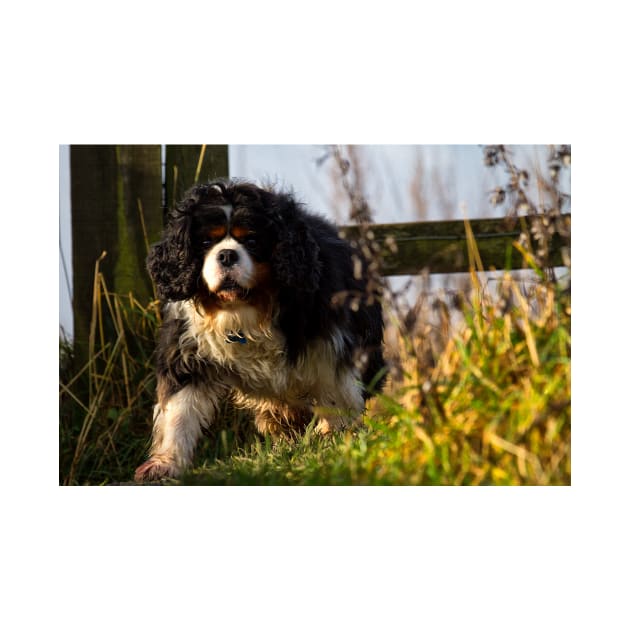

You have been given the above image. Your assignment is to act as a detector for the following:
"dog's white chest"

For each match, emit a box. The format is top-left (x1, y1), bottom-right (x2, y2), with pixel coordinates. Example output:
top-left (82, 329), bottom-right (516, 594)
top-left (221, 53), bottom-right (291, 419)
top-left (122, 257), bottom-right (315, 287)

top-left (213, 327), bottom-right (342, 407)
top-left (219, 329), bottom-right (289, 388)
top-left (172, 300), bottom-right (346, 407)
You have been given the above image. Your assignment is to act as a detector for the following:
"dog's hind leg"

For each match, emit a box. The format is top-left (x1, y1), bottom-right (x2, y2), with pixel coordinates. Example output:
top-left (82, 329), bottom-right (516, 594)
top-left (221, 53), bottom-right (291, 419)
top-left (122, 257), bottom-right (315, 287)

top-left (313, 366), bottom-right (366, 434)
top-left (252, 403), bottom-right (312, 438)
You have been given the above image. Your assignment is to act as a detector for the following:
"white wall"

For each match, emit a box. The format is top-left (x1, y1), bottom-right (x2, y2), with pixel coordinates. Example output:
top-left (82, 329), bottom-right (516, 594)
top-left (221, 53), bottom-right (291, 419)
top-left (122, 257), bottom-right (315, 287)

top-left (228, 144), bottom-right (497, 224)
top-left (59, 145), bottom-right (72, 340)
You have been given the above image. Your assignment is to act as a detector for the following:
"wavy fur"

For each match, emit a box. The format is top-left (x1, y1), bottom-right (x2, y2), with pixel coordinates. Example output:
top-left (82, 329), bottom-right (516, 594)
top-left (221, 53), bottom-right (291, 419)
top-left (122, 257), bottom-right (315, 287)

top-left (135, 180), bottom-right (386, 482)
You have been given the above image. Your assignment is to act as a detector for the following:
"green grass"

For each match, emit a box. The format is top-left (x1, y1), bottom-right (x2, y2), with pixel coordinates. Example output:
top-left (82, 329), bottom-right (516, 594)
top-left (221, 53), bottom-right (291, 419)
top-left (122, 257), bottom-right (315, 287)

top-left (59, 247), bottom-right (570, 485)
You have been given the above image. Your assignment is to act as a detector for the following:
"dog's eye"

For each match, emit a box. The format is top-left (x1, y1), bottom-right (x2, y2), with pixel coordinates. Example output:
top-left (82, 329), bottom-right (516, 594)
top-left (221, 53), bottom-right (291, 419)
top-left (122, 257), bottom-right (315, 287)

top-left (201, 239), bottom-right (213, 248)
top-left (245, 237), bottom-right (257, 248)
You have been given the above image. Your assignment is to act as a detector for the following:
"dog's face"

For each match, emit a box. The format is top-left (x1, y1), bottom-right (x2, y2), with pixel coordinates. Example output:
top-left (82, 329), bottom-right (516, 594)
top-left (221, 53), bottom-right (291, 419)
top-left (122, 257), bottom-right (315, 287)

top-left (148, 182), bottom-right (322, 314)
top-left (193, 200), bottom-right (275, 307)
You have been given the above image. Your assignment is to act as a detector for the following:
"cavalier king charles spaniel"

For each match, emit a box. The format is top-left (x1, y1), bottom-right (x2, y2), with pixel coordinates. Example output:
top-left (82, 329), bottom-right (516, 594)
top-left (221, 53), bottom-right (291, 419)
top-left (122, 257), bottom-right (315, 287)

top-left (134, 180), bottom-right (386, 482)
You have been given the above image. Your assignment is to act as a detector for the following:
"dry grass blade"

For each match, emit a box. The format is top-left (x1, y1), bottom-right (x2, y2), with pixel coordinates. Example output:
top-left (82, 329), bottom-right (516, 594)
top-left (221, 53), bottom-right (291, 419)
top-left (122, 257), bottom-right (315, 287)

top-left (137, 198), bottom-right (151, 257)
top-left (88, 251), bottom-right (107, 399)
top-left (510, 281), bottom-right (540, 368)
top-left (194, 144), bottom-right (207, 184)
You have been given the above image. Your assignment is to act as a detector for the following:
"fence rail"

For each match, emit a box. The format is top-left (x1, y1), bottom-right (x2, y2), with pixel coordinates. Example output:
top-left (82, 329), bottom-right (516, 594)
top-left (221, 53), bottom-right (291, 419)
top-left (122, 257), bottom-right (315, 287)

top-left (341, 214), bottom-right (570, 276)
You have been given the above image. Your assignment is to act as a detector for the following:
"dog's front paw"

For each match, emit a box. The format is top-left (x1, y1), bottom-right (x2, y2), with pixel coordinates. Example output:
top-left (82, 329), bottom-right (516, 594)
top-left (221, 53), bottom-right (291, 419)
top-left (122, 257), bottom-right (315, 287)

top-left (134, 457), bottom-right (180, 483)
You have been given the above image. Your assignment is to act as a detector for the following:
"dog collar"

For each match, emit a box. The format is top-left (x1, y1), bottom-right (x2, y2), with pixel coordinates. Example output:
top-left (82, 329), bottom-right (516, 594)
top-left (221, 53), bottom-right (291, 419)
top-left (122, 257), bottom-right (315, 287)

top-left (226, 331), bottom-right (247, 344)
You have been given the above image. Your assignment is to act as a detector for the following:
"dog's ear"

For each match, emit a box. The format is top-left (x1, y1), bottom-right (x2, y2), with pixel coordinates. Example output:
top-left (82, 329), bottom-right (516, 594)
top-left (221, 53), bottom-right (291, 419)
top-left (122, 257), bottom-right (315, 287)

top-left (269, 192), bottom-right (322, 292)
top-left (147, 210), bottom-right (200, 302)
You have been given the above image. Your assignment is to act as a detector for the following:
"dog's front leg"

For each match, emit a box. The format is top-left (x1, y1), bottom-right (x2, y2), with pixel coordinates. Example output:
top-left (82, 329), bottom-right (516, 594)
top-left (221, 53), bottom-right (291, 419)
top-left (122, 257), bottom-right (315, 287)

top-left (134, 383), bottom-right (221, 482)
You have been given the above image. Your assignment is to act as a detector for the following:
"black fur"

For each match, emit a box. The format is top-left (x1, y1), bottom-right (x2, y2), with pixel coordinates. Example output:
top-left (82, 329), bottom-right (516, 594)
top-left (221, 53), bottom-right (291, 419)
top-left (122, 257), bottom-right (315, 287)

top-left (147, 209), bottom-right (199, 302)
top-left (148, 180), bottom-right (386, 395)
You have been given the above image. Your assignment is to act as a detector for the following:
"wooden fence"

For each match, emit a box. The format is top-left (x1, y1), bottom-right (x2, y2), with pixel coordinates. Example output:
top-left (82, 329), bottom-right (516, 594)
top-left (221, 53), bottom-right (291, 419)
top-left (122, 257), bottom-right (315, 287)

top-left (68, 145), bottom-right (569, 353)
top-left (70, 145), bottom-right (228, 354)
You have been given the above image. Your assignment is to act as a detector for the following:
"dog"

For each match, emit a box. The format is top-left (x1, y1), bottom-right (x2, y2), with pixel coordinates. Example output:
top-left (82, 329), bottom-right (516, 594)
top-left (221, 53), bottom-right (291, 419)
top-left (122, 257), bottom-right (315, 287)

top-left (134, 180), bottom-right (386, 482)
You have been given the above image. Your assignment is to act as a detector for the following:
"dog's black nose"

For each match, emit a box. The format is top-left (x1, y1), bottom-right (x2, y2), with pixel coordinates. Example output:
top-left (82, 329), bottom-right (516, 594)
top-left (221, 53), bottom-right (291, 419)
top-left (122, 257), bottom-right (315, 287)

top-left (218, 249), bottom-right (239, 268)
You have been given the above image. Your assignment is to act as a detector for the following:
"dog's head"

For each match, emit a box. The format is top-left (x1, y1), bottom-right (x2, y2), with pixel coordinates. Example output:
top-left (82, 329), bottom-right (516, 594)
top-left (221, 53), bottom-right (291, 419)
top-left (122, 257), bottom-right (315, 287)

top-left (148, 181), bottom-right (323, 312)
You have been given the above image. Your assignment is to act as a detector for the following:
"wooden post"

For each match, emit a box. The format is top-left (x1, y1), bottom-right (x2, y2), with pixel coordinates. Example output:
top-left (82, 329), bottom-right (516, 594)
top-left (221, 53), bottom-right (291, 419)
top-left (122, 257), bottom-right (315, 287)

top-left (165, 145), bottom-right (229, 212)
top-left (70, 145), bottom-right (163, 355)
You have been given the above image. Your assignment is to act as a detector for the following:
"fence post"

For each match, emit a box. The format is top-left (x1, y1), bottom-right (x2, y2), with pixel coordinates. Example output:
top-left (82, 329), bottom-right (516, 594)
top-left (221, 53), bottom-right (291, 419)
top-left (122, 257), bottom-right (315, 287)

top-left (164, 145), bottom-right (229, 212)
top-left (70, 145), bottom-right (163, 356)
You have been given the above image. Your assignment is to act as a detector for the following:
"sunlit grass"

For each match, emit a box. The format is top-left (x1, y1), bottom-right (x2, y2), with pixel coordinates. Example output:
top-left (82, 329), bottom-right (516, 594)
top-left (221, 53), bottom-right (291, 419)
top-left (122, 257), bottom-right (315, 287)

top-left (180, 269), bottom-right (570, 486)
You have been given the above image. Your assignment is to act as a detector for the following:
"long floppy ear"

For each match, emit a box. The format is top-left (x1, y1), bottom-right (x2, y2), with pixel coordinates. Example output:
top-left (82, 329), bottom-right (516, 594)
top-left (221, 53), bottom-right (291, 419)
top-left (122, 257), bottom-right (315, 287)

top-left (270, 193), bottom-right (322, 292)
top-left (147, 211), bottom-right (200, 302)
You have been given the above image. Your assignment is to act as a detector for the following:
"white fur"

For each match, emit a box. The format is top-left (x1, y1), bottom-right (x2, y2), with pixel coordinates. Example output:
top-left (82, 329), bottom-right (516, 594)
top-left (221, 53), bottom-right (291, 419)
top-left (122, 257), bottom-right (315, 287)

top-left (201, 237), bottom-right (255, 292)
top-left (146, 383), bottom-right (225, 476)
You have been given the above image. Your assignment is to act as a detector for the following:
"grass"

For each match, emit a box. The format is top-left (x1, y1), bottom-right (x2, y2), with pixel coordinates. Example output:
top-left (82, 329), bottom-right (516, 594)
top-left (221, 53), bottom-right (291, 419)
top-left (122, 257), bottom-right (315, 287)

top-left (59, 253), bottom-right (159, 485)
top-left (179, 269), bottom-right (570, 486)
top-left (59, 239), bottom-right (570, 485)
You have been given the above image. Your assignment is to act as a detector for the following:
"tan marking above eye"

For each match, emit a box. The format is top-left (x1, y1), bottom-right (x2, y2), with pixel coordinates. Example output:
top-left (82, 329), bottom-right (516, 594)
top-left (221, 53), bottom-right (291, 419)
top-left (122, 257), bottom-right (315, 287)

top-left (208, 226), bottom-right (227, 240)
top-left (231, 225), bottom-right (252, 239)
